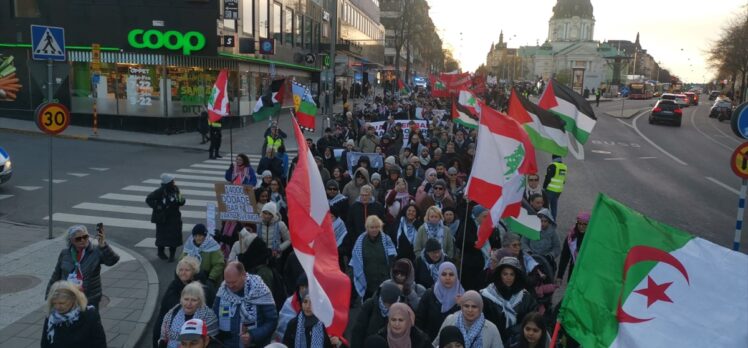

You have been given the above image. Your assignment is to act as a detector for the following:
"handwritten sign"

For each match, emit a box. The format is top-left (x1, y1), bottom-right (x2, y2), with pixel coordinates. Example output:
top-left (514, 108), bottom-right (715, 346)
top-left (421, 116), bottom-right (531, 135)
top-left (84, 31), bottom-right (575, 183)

top-left (369, 120), bottom-right (428, 147)
top-left (206, 202), bottom-right (217, 235)
top-left (347, 152), bottom-right (384, 173)
top-left (214, 183), bottom-right (260, 222)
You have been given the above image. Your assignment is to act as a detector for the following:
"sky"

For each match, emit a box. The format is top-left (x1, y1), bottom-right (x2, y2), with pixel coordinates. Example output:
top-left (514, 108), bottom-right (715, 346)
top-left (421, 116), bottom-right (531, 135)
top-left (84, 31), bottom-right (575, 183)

top-left (427, 0), bottom-right (746, 83)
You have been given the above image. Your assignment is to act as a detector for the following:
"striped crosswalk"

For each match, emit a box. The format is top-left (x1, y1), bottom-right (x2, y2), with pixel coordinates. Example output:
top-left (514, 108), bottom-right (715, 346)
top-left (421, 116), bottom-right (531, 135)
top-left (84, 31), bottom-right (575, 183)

top-left (43, 153), bottom-right (290, 246)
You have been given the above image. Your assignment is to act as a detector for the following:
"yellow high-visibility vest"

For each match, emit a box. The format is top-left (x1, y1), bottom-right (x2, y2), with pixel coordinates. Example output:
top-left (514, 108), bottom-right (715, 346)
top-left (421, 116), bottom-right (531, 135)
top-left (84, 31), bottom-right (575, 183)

top-left (546, 162), bottom-right (567, 193)
top-left (266, 136), bottom-right (282, 151)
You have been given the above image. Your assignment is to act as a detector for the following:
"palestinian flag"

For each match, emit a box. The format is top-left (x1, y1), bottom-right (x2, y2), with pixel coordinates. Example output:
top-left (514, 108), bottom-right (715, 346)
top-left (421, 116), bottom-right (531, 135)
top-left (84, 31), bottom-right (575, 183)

top-left (471, 74), bottom-right (487, 95)
top-left (507, 89), bottom-right (568, 156)
top-left (253, 78), bottom-right (287, 122)
top-left (559, 194), bottom-right (748, 347)
top-left (451, 90), bottom-right (480, 129)
top-left (503, 206), bottom-right (540, 240)
top-left (292, 81), bottom-right (318, 131)
top-left (430, 74), bottom-right (448, 98)
top-left (538, 79), bottom-right (597, 144)
top-left (397, 79), bottom-right (410, 95)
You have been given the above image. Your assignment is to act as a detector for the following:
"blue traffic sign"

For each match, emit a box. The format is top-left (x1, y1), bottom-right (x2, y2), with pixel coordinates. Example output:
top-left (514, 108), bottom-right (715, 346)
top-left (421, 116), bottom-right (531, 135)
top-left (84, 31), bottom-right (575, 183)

top-left (31, 25), bottom-right (66, 61)
top-left (732, 102), bottom-right (748, 139)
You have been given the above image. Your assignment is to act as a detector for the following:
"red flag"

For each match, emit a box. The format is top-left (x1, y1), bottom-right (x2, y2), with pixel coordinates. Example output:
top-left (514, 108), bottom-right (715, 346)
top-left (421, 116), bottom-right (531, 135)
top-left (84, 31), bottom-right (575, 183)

top-left (286, 117), bottom-right (351, 337)
top-left (440, 72), bottom-right (471, 93)
top-left (207, 70), bottom-right (229, 122)
top-left (472, 75), bottom-right (487, 95)
top-left (430, 74), bottom-right (449, 98)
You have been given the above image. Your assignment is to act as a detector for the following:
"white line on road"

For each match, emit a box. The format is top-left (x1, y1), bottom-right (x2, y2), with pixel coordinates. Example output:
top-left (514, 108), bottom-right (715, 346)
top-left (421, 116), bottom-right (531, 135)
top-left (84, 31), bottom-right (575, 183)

top-left (100, 193), bottom-right (215, 207)
top-left (631, 113), bottom-right (688, 166)
top-left (73, 202), bottom-right (207, 219)
top-left (204, 159), bottom-right (235, 165)
top-left (177, 168), bottom-right (226, 175)
top-left (639, 157), bottom-right (657, 160)
top-left (591, 150), bottom-right (612, 154)
top-left (44, 213), bottom-right (195, 231)
top-left (163, 173), bottom-right (224, 182)
top-left (603, 157), bottom-right (626, 161)
top-left (191, 164), bottom-right (230, 170)
top-left (16, 186), bottom-right (42, 191)
top-left (705, 176), bottom-right (740, 195)
top-left (67, 173), bottom-right (89, 177)
top-left (42, 179), bottom-right (67, 183)
top-left (89, 167), bottom-right (110, 171)
top-left (689, 109), bottom-right (733, 151)
top-left (142, 179), bottom-right (216, 188)
top-left (706, 116), bottom-right (741, 146)
top-left (0, 194), bottom-right (12, 200)
top-left (123, 185), bottom-right (217, 197)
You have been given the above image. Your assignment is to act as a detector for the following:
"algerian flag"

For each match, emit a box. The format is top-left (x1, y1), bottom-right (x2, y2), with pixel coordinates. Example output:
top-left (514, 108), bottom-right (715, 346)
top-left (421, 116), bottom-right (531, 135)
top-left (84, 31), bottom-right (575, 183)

top-left (507, 88), bottom-right (568, 156)
top-left (538, 79), bottom-right (597, 144)
top-left (559, 194), bottom-right (748, 348)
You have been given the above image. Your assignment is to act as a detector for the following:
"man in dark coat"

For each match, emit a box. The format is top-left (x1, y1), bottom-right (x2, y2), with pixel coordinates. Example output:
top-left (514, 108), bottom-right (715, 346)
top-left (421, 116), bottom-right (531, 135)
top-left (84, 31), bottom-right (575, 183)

top-left (146, 174), bottom-right (186, 262)
top-left (257, 147), bottom-right (284, 179)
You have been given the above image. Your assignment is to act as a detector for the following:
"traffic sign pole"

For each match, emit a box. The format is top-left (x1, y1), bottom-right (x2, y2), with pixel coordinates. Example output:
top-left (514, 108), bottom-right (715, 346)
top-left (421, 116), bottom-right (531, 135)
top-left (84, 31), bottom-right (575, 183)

top-left (47, 59), bottom-right (54, 239)
top-left (730, 142), bottom-right (748, 251)
top-left (734, 179), bottom-right (746, 251)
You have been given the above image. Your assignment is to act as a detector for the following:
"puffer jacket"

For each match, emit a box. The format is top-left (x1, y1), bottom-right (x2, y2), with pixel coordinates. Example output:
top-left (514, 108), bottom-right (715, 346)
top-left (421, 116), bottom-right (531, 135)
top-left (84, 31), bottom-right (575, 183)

top-left (341, 167), bottom-right (370, 204)
top-left (47, 243), bottom-right (120, 305)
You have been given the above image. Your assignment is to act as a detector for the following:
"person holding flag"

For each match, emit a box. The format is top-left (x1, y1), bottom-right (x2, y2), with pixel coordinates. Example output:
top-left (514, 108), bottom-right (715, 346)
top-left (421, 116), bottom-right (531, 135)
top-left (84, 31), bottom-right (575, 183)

top-left (206, 70), bottom-right (229, 159)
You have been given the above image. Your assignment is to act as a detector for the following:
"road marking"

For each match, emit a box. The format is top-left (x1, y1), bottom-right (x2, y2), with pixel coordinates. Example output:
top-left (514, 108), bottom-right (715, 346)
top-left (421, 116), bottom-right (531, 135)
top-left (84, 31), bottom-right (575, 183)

top-left (705, 176), bottom-right (740, 195)
top-left (706, 117), bottom-right (741, 145)
top-left (204, 159), bottom-right (234, 165)
top-left (134, 237), bottom-right (158, 248)
top-left (42, 179), bottom-right (67, 183)
top-left (191, 163), bottom-right (229, 170)
top-left (44, 213), bottom-right (196, 231)
top-left (632, 113), bottom-right (688, 166)
top-left (67, 172), bottom-right (89, 177)
top-left (0, 194), bottom-right (12, 200)
top-left (639, 157), bottom-right (657, 160)
top-left (591, 150), bottom-right (612, 154)
top-left (73, 202), bottom-right (207, 219)
top-left (177, 168), bottom-right (226, 175)
top-left (100, 193), bottom-right (215, 207)
top-left (164, 173), bottom-right (224, 182)
top-left (617, 119), bottom-right (635, 129)
top-left (604, 157), bottom-right (626, 161)
top-left (142, 179), bottom-right (216, 188)
top-left (123, 185), bottom-right (217, 197)
top-left (689, 109), bottom-right (733, 151)
top-left (89, 167), bottom-right (110, 171)
top-left (16, 186), bottom-right (42, 191)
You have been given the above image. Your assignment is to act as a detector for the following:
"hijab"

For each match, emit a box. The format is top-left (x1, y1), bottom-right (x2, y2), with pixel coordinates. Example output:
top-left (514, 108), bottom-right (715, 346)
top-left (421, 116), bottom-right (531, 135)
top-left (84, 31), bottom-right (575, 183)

top-left (387, 303), bottom-right (415, 348)
top-left (434, 262), bottom-right (464, 313)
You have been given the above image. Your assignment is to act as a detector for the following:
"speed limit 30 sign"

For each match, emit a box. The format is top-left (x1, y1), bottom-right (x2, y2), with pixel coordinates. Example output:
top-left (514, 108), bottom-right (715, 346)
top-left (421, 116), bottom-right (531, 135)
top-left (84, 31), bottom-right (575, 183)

top-left (36, 102), bottom-right (70, 135)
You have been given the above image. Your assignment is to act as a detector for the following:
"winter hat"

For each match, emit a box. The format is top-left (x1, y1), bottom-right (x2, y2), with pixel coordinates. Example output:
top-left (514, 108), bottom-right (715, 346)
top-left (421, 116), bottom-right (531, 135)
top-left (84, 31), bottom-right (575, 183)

top-left (161, 173), bottom-right (174, 184)
top-left (447, 167), bottom-right (458, 175)
top-left (577, 211), bottom-right (591, 223)
top-left (371, 173), bottom-right (381, 183)
top-left (439, 326), bottom-right (465, 348)
top-left (191, 224), bottom-right (208, 236)
top-left (261, 170), bottom-right (273, 178)
top-left (385, 156), bottom-right (397, 166)
top-left (179, 318), bottom-right (208, 341)
top-left (262, 202), bottom-right (278, 216)
top-left (537, 208), bottom-right (556, 225)
top-left (460, 290), bottom-right (484, 310)
top-left (497, 256), bottom-right (523, 275)
top-left (379, 282), bottom-right (402, 305)
top-left (326, 179), bottom-right (339, 190)
top-left (425, 238), bottom-right (442, 252)
top-left (346, 139), bottom-right (355, 147)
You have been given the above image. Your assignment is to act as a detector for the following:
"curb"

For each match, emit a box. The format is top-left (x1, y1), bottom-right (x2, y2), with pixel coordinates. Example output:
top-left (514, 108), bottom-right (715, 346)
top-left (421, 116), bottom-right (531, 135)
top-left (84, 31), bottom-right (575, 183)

top-left (108, 241), bottom-right (160, 348)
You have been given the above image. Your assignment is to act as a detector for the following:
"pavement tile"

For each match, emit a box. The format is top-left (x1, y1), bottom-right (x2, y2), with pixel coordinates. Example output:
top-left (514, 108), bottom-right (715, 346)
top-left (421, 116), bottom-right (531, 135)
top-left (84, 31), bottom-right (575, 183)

top-left (101, 318), bottom-right (116, 332)
top-left (103, 287), bottom-right (130, 297)
top-left (107, 333), bottom-right (129, 347)
top-left (2, 337), bottom-right (36, 348)
top-left (123, 310), bottom-right (143, 321)
top-left (116, 262), bottom-right (141, 272)
top-left (0, 322), bottom-right (32, 339)
top-left (115, 320), bottom-right (137, 334)
top-left (120, 288), bottom-right (147, 299)
top-left (16, 322), bottom-right (42, 338)
top-left (101, 308), bottom-right (135, 320)
top-left (110, 278), bottom-right (142, 288)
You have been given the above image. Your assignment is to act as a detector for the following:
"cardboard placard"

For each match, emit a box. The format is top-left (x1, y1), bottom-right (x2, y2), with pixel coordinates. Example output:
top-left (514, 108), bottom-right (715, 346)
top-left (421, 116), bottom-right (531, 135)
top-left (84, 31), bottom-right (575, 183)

top-left (214, 183), bottom-right (261, 222)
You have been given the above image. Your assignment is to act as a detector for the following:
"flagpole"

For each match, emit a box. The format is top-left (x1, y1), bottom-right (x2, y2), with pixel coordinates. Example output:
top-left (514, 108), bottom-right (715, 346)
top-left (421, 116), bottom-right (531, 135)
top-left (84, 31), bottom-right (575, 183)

top-left (549, 321), bottom-right (562, 348)
top-left (458, 199), bottom-right (471, 276)
top-left (229, 115), bottom-right (234, 161)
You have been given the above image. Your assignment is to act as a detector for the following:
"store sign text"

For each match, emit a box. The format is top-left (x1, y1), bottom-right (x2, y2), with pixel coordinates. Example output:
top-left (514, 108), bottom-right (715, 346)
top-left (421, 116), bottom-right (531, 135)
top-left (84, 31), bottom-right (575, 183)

top-left (127, 29), bottom-right (206, 55)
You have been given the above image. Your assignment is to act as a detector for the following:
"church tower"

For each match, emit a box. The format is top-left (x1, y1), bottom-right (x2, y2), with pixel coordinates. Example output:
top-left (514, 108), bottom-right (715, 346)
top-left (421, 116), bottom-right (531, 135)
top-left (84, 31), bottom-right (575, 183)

top-left (547, 0), bottom-right (595, 42)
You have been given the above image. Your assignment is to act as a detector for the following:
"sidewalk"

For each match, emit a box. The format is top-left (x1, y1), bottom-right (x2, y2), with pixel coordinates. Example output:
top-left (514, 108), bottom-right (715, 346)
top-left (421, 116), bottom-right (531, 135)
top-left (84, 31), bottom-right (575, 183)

top-left (0, 220), bottom-right (158, 348)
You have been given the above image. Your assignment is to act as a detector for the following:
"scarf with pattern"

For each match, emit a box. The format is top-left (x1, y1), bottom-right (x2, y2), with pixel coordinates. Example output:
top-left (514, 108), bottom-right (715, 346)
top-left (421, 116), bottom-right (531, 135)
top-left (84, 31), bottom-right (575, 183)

top-left (183, 235), bottom-right (220, 263)
top-left (294, 312), bottom-right (325, 348)
top-left (47, 305), bottom-right (82, 344)
top-left (397, 217), bottom-right (417, 247)
top-left (455, 311), bottom-right (485, 348)
top-left (216, 273), bottom-right (275, 325)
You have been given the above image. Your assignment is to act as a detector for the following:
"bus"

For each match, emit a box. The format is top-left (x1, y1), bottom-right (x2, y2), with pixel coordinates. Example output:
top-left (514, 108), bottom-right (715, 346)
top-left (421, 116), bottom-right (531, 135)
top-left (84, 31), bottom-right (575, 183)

top-left (628, 82), bottom-right (654, 99)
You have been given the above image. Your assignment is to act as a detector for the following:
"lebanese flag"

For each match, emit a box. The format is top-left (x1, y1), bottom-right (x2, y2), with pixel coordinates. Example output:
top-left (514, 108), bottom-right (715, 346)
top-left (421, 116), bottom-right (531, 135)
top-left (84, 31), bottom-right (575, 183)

top-left (559, 194), bottom-right (748, 347)
top-left (286, 117), bottom-right (351, 337)
top-left (465, 105), bottom-right (537, 248)
top-left (207, 69), bottom-right (229, 122)
top-left (507, 88), bottom-right (569, 156)
top-left (538, 78), bottom-right (597, 144)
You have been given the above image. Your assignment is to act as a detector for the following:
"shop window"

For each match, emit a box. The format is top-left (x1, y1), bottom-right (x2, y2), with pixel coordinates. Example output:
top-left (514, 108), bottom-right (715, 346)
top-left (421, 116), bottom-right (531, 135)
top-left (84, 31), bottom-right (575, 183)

top-left (285, 8), bottom-right (294, 46)
top-left (168, 67), bottom-right (219, 117)
top-left (273, 2), bottom-right (282, 44)
top-left (242, 0), bottom-right (253, 35)
top-left (295, 15), bottom-right (302, 47)
top-left (13, 0), bottom-right (40, 17)
top-left (259, 0), bottom-right (269, 38)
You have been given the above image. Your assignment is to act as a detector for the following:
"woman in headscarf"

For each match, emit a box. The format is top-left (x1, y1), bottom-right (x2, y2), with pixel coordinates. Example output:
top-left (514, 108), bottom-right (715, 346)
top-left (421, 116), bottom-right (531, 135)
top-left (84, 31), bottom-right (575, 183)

top-left (158, 282), bottom-right (218, 348)
top-left (394, 203), bottom-right (421, 261)
top-left (42, 281), bottom-right (106, 348)
top-left (414, 206), bottom-right (455, 258)
top-left (180, 224), bottom-right (225, 286)
top-left (370, 303), bottom-right (431, 348)
top-left (351, 282), bottom-right (403, 348)
top-left (480, 257), bottom-right (536, 345)
top-left (415, 262), bottom-right (464, 340)
top-left (415, 168), bottom-right (438, 200)
top-left (282, 291), bottom-right (341, 348)
top-left (385, 178), bottom-right (414, 228)
top-left (403, 164), bottom-right (420, 196)
top-left (381, 259), bottom-right (426, 309)
top-left (556, 211), bottom-right (590, 283)
top-left (225, 153), bottom-right (257, 186)
top-left (435, 291), bottom-right (503, 348)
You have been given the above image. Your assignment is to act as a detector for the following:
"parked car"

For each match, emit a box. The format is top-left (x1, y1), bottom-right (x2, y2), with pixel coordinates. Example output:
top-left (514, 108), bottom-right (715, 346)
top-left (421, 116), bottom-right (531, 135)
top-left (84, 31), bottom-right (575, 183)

top-left (649, 100), bottom-right (683, 127)
top-left (661, 93), bottom-right (690, 108)
top-left (0, 147), bottom-right (11, 185)
top-left (709, 99), bottom-right (733, 121)
top-left (684, 92), bottom-right (699, 105)
top-left (708, 90), bottom-right (720, 101)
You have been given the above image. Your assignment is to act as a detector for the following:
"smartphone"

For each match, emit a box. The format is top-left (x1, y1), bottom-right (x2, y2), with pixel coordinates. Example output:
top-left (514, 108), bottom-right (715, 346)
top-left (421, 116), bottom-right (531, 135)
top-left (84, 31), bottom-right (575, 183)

top-left (96, 222), bottom-right (103, 233)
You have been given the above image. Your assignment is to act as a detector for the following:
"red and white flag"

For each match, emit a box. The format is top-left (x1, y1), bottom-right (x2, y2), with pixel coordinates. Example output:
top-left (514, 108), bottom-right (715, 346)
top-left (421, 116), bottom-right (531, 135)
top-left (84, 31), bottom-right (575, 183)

top-left (466, 105), bottom-right (537, 248)
top-left (286, 117), bottom-right (351, 337)
top-left (207, 69), bottom-right (229, 122)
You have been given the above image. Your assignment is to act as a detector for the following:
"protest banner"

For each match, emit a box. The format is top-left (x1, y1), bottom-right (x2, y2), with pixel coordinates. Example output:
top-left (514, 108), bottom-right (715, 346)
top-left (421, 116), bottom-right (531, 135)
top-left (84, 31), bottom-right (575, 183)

top-left (214, 183), bottom-right (261, 222)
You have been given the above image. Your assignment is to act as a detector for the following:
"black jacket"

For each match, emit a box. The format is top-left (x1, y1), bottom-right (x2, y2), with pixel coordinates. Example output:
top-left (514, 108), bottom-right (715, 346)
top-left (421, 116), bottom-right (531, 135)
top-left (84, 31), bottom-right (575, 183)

top-left (282, 315), bottom-right (334, 348)
top-left (257, 156), bottom-right (284, 179)
top-left (41, 307), bottom-right (107, 348)
top-left (47, 243), bottom-right (119, 306)
top-left (152, 277), bottom-right (215, 348)
top-left (371, 325), bottom-right (432, 348)
top-left (414, 288), bottom-right (460, 341)
top-left (350, 296), bottom-right (388, 348)
top-left (146, 183), bottom-right (186, 247)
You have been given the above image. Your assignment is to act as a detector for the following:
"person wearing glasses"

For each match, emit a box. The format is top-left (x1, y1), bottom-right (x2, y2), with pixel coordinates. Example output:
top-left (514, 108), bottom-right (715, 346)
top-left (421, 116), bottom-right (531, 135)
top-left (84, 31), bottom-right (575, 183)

top-left (556, 211), bottom-right (591, 283)
top-left (47, 224), bottom-right (120, 310)
top-left (521, 174), bottom-right (547, 211)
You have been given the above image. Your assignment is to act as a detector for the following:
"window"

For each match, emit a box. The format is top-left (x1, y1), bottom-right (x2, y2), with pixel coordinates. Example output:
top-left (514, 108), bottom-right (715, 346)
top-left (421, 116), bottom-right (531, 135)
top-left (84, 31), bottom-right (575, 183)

top-left (312, 21), bottom-right (319, 52)
top-left (13, 0), bottom-right (40, 17)
top-left (259, 0), bottom-right (268, 38)
top-left (285, 8), bottom-right (294, 46)
top-left (273, 2), bottom-right (282, 44)
top-left (242, 0), bottom-right (253, 35)
top-left (295, 15), bottom-right (302, 47)
top-left (304, 16), bottom-right (312, 49)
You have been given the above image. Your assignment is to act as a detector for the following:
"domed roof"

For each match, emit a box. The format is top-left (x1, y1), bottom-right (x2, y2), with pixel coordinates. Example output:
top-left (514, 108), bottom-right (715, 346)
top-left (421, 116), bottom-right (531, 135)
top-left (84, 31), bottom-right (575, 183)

top-left (551, 0), bottom-right (594, 20)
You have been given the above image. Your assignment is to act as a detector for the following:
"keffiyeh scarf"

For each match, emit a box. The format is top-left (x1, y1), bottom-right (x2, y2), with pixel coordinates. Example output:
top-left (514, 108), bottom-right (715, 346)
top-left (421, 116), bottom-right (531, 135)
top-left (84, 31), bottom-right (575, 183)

top-left (216, 273), bottom-right (275, 325)
top-left (456, 311), bottom-right (485, 348)
top-left (183, 235), bottom-right (220, 263)
top-left (350, 233), bottom-right (397, 297)
top-left (397, 217), bottom-right (417, 247)
top-left (47, 305), bottom-right (82, 344)
top-left (163, 306), bottom-right (213, 348)
top-left (480, 284), bottom-right (524, 328)
top-left (294, 313), bottom-right (325, 348)
top-left (425, 222), bottom-right (446, 244)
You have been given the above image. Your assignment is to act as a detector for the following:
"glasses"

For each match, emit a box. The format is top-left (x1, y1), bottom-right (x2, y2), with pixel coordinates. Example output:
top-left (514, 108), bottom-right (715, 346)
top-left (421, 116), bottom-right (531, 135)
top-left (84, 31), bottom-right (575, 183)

top-left (74, 234), bottom-right (89, 242)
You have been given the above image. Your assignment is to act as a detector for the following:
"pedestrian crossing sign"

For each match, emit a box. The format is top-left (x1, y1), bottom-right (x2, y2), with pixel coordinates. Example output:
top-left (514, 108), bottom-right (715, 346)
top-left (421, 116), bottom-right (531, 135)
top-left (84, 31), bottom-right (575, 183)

top-left (31, 25), bottom-right (66, 61)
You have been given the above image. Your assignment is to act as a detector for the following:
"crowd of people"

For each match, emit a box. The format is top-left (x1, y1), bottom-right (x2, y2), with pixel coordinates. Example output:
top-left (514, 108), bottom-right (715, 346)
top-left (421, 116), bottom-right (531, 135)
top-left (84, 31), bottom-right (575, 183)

top-left (42, 87), bottom-right (588, 348)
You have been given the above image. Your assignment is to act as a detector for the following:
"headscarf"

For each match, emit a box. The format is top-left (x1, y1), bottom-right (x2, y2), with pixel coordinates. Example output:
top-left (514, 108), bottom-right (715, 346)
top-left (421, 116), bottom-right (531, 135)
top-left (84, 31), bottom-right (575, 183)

top-left (434, 262), bottom-right (464, 313)
top-left (456, 291), bottom-right (485, 348)
top-left (391, 258), bottom-right (417, 295)
top-left (387, 303), bottom-right (415, 348)
top-left (422, 168), bottom-right (437, 187)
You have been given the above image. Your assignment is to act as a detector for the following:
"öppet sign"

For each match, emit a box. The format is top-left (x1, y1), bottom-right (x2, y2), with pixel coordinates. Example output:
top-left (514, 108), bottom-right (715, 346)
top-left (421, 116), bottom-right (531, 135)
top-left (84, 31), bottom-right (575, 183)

top-left (36, 102), bottom-right (70, 135)
top-left (730, 142), bottom-right (748, 179)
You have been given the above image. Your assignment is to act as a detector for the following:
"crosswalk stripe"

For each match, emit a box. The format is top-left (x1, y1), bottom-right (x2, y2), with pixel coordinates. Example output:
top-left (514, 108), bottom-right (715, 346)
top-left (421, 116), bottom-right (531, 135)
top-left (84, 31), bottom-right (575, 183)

top-left (177, 168), bottom-right (226, 175)
top-left (16, 186), bottom-right (43, 191)
top-left (203, 159), bottom-right (234, 165)
top-left (164, 173), bottom-right (224, 182)
top-left (42, 179), bottom-right (67, 183)
top-left (191, 164), bottom-right (230, 170)
top-left (100, 193), bottom-right (215, 207)
top-left (73, 202), bottom-right (207, 219)
top-left (122, 185), bottom-right (217, 197)
top-left (142, 179), bottom-right (217, 189)
top-left (89, 167), bottom-right (110, 171)
top-left (45, 213), bottom-right (195, 231)
top-left (0, 194), bottom-right (12, 200)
